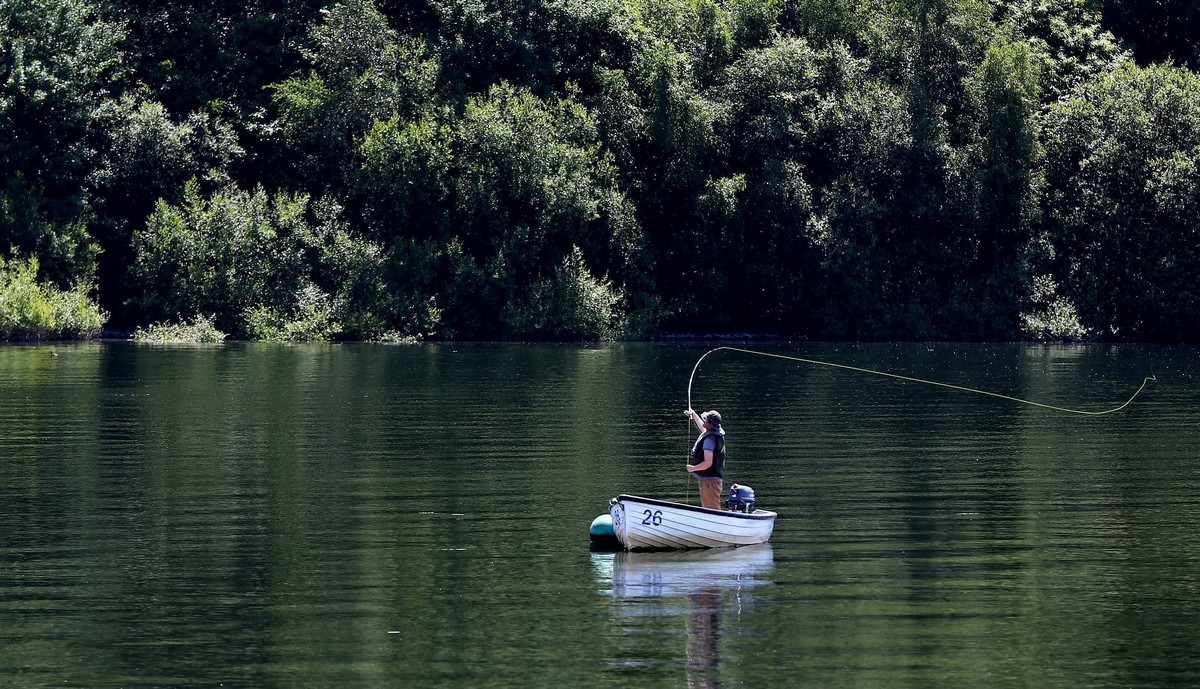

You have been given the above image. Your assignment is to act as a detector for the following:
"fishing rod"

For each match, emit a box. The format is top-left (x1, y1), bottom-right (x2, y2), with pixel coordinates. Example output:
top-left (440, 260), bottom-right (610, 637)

top-left (687, 346), bottom-right (1155, 416)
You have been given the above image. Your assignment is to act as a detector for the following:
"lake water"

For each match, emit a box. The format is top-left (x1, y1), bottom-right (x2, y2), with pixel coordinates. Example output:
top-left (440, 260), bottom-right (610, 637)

top-left (1, 342), bottom-right (1198, 688)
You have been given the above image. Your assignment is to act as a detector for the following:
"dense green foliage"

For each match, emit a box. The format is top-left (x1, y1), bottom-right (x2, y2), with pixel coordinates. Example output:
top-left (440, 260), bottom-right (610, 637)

top-left (0, 256), bottom-right (105, 339)
top-left (131, 314), bottom-right (227, 343)
top-left (2, 0), bottom-right (1199, 341)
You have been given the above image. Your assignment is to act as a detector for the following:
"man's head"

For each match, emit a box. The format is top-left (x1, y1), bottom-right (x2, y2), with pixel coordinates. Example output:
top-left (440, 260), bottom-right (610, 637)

top-left (702, 410), bottom-right (722, 428)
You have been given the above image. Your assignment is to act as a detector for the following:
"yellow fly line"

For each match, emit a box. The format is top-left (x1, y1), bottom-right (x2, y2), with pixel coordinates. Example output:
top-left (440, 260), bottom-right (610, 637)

top-left (687, 346), bottom-right (1155, 416)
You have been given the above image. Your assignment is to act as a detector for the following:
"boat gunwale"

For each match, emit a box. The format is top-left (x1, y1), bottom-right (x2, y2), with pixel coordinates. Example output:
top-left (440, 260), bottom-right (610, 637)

top-left (613, 494), bottom-right (777, 521)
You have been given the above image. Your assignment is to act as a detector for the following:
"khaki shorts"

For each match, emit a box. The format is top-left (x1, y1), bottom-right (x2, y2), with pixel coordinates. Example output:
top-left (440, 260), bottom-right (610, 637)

top-left (698, 478), bottom-right (724, 510)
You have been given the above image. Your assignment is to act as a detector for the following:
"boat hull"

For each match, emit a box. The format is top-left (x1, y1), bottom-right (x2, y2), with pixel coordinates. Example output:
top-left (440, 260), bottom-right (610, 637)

top-left (608, 494), bottom-right (776, 550)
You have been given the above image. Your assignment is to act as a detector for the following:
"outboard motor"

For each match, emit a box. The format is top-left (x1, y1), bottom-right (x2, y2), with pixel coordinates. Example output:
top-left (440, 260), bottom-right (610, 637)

top-left (726, 484), bottom-right (756, 513)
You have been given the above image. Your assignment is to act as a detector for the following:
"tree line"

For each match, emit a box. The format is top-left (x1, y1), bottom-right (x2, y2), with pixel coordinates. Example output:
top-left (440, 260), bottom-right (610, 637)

top-left (3, 0), bottom-right (1199, 342)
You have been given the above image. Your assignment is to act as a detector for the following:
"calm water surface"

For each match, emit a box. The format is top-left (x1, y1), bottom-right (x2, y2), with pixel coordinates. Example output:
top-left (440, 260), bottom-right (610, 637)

top-left (1, 342), bottom-right (1198, 688)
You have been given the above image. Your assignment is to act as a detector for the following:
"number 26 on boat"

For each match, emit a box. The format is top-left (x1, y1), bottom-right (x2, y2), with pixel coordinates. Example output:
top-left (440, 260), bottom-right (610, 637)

top-left (641, 509), bottom-right (664, 526)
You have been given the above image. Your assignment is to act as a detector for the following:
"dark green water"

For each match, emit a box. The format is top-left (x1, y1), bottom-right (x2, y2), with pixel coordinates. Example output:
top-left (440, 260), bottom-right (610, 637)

top-left (2, 342), bottom-right (1198, 688)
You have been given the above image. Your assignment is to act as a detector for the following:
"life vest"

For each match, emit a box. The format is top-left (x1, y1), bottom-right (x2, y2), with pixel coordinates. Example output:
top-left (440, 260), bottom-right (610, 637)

top-left (689, 430), bottom-right (725, 479)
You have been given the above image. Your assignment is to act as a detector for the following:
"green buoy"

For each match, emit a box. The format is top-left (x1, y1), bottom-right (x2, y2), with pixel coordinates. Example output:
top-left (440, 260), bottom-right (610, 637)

top-left (589, 513), bottom-right (620, 550)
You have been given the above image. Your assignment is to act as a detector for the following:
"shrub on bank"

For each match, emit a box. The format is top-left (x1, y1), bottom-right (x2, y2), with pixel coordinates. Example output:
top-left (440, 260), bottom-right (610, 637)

top-left (0, 257), bottom-right (106, 341)
top-left (132, 315), bottom-right (227, 343)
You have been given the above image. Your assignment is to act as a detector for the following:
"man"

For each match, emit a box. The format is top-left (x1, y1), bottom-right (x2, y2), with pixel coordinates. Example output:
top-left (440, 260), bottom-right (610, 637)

top-left (685, 408), bottom-right (725, 509)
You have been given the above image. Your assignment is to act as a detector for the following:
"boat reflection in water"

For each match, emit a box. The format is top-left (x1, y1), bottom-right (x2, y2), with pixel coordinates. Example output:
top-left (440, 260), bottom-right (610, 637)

top-left (592, 545), bottom-right (774, 687)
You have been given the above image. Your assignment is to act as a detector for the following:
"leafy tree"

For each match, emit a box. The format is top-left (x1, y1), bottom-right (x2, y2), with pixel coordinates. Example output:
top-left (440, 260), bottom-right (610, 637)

top-left (587, 66), bottom-right (645, 175)
top-left (1042, 62), bottom-right (1200, 340)
top-left (964, 38), bottom-right (1041, 334)
top-left (271, 0), bottom-right (438, 192)
top-left (974, 39), bottom-right (1039, 249)
top-left (132, 180), bottom-right (326, 337)
top-left (699, 36), bottom-right (832, 331)
top-left (308, 197), bottom-right (442, 340)
top-left (104, 0), bottom-right (326, 113)
top-left (354, 115), bottom-right (454, 242)
top-left (445, 83), bottom-right (646, 338)
top-left (89, 96), bottom-right (244, 322)
top-left (806, 79), bottom-right (917, 338)
top-left (244, 284), bottom-right (340, 342)
top-left (0, 0), bottom-right (125, 285)
top-left (639, 40), bottom-right (717, 193)
top-left (630, 0), bottom-right (736, 84)
top-left (715, 36), bottom-right (823, 165)
top-left (350, 82), bottom-right (646, 339)
top-left (424, 0), bottom-right (632, 96)
top-left (780, 0), bottom-right (864, 48)
top-left (994, 0), bottom-right (1125, 103)
top-left (504, 245), bottom-right (627, 340)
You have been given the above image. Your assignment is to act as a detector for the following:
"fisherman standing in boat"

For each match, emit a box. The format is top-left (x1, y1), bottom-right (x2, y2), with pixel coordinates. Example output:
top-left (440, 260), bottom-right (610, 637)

top-left (685, 409), bottom-right (725, 509)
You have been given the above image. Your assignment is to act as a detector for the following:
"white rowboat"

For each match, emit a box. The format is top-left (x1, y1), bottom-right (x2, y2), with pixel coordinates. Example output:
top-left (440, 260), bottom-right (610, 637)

top-left (608, 494), bottom-right (776, 550)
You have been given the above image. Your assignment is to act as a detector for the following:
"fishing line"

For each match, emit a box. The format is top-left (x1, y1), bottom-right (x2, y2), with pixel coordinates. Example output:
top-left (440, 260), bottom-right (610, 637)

top-left (687, 346), bottom-right (1155, 416)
